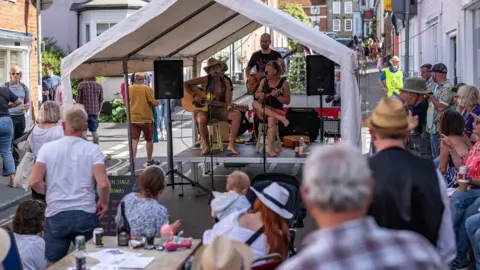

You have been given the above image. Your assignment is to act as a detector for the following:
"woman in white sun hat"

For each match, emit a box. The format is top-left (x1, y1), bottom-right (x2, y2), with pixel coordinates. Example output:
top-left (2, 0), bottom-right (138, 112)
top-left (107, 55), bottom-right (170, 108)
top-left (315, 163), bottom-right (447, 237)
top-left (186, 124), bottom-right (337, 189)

top-left (203, 182), bottom-right (292, 263)
top-left (0, 227), bottom-right (12, 267)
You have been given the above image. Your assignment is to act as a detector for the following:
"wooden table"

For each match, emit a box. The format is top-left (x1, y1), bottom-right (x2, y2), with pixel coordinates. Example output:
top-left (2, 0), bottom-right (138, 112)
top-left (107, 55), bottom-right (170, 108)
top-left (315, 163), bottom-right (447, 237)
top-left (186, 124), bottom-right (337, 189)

top-left (50, 237), bottom-right (202, 270)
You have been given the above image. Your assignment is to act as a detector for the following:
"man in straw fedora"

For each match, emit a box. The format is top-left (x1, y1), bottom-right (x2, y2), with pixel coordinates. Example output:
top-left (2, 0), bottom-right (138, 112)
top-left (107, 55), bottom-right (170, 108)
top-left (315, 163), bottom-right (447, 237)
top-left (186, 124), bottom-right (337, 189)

top-left (192, 235), bottom-right (253, 270)
top-left (365, 98), bottom-right (455, 264)
top-left (185, 58), bottom-right (242, 156)
top-left (393, 77), bottom-right (432, 157)
top-left (379, 56), bottom-right (404, 97)
top-left (280, 142), bottom-right (445, 270)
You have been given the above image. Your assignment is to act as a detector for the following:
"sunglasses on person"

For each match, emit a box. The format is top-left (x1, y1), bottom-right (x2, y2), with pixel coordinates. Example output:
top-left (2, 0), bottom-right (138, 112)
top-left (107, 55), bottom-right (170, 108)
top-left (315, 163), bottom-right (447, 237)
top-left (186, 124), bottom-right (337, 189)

top-left (10, 73), bottom-right (21, 76)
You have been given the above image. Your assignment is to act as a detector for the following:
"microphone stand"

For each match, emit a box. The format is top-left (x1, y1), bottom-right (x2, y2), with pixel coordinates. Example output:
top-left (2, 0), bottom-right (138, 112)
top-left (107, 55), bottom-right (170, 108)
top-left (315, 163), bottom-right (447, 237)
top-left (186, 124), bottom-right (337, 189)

top-left (262, 94), bottom-right (267, 173)
top-left (208, 78), bottom-right (216, 191)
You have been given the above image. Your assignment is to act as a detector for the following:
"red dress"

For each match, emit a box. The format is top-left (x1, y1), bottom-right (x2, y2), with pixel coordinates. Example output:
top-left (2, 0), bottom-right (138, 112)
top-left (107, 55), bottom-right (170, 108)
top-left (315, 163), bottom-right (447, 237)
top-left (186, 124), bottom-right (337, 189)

top-left (463, 142), bottom-right (480, 179)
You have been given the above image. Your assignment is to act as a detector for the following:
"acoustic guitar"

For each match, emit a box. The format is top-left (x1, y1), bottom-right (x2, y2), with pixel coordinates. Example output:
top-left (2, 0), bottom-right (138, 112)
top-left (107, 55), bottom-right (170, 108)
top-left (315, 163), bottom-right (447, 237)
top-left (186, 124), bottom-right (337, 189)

top-left (182, 85), bottom-right (249, 113)
top-left (246, 48), bottom-right (298, 94)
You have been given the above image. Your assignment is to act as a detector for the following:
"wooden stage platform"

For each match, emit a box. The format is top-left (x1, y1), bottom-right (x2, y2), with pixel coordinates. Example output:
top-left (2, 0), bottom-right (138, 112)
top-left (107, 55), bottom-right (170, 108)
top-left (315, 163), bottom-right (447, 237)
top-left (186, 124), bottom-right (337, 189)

top-left (173, 144), bottom-right (307, 164)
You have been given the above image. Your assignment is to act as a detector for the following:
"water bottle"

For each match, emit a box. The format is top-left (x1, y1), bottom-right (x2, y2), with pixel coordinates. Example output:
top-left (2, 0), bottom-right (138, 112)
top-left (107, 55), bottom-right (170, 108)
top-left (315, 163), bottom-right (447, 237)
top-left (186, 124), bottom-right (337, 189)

top-left (258, 133), bottom-right (264, 152)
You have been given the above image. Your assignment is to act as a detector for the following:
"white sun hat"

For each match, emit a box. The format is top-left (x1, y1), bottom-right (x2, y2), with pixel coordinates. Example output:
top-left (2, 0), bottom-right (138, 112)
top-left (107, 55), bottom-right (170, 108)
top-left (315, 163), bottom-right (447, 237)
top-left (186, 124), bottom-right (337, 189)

top-left (0, 228), bottom-right (11, 263)
top-left (250, 182), bottom-right (293, 219)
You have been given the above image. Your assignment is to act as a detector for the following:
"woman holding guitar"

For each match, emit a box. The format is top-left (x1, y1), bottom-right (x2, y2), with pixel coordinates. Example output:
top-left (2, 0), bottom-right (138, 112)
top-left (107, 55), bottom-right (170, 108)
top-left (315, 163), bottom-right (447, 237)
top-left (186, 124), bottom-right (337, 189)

top-left (252, 61), bottom-right (291, 157)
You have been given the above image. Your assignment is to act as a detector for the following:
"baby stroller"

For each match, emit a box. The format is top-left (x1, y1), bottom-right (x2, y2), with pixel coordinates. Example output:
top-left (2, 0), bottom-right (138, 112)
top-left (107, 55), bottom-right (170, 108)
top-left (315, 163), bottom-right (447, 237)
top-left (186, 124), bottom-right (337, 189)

top-left (246, 173), bottom-right (307, 258)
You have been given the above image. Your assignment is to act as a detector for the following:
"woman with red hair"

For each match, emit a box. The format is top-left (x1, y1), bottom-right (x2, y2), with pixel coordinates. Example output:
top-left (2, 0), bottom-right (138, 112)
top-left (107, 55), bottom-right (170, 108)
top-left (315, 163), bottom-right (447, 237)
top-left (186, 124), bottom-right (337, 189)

top-left (203, 182), bottom-right (291, 262)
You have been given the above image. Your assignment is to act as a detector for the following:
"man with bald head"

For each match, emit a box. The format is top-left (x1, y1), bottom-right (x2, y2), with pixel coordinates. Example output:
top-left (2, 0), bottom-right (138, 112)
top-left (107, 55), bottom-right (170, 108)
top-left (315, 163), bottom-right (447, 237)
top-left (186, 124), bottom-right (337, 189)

top-left (30, 104), bottom-right (110, 263)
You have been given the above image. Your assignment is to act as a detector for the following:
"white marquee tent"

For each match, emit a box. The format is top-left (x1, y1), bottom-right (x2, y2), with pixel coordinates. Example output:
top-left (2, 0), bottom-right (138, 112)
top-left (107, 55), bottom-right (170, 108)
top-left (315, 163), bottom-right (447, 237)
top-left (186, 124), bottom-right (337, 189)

top-left (60, 0), bottom-right (362, 146)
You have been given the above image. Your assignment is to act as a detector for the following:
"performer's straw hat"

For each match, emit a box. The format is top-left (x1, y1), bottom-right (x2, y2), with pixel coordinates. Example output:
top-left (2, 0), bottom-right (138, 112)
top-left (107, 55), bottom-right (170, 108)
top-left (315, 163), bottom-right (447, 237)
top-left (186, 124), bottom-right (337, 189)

top-left (203, 58), bottom-right (223, 73)
top-left (363, 98), bottom-right (418, 136)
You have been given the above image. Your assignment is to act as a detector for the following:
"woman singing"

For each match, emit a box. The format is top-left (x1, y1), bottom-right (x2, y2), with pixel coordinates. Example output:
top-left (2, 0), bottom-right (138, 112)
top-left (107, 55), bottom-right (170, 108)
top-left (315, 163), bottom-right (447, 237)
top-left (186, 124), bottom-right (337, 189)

top-left (252, 61), bottom-right (290, 157)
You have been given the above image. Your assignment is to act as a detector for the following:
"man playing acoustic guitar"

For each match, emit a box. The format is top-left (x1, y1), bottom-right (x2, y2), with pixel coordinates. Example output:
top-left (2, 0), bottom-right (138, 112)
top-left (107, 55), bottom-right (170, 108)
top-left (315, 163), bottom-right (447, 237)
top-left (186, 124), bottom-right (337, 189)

top-left (184, 58), bottom-right (242, 156)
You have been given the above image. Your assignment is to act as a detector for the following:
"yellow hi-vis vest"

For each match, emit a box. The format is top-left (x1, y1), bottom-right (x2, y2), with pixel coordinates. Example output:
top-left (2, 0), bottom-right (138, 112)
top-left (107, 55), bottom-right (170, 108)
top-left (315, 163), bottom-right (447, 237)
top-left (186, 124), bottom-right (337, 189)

top-left (385, 68), bottom-right (403, 97)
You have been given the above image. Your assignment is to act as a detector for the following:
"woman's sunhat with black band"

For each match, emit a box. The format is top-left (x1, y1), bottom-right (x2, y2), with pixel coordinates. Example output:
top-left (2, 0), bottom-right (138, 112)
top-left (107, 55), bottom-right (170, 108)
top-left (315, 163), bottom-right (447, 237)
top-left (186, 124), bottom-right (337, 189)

top-left (250, 182), bottom-right (293, 219)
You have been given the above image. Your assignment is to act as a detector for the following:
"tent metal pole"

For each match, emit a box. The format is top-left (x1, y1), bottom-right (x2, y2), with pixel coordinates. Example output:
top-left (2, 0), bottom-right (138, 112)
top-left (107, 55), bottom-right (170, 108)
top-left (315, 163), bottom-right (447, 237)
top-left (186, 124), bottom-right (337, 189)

top-left (123, 60), bottom-right (135, 176)
top-left (192, 57), bottom-right (198, 144)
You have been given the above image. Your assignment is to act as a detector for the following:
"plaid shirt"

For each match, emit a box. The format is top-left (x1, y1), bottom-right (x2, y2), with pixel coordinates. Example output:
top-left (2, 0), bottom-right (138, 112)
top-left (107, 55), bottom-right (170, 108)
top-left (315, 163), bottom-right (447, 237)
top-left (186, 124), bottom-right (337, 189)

top-left (278, 217), bottom-right (446, 270)
top-left (77, 81), bottom-right (103, 115)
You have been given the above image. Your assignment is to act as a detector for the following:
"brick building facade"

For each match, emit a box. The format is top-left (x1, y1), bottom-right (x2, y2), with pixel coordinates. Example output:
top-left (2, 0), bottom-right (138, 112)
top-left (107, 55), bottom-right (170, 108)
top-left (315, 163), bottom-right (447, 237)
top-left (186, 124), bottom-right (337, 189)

top-left (327, 0), bottom-right (358, 38)
top-left (280, 0), bottom-right (328, 32)
top-left (0, 0), bottom-right (39, 116)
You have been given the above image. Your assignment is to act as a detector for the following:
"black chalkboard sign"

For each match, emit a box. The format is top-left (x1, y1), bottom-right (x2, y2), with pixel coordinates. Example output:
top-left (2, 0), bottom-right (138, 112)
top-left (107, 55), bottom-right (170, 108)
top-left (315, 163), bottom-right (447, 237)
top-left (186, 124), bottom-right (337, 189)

top-left (100, 175), bottom-right (137, 236)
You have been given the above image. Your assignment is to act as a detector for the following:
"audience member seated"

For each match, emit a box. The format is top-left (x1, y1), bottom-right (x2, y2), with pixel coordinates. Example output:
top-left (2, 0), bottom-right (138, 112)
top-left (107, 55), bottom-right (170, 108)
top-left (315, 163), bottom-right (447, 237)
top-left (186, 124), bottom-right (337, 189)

top-left (279, 143), bottom-right (445, 270)
top-left (458, 85), bottom-right (480, 143)
top-left (12, 200), bottom-right (47, 270)
top-left (446, 112), bottom-right (480, 268)
top-left (116, 166), bottom-right (181, 239)
top-left (192, 236), bottom-right (253, 270)
top-left (211, 171), bottom-right (251, 220)
top-left (438, 110), bottom-right (470, 188)
top-left (466, 212), bottom-right (480, 269)
top-left (31, 101), bottom-right (63, 201)
top-left (204, 182), bottom-right (291, 262)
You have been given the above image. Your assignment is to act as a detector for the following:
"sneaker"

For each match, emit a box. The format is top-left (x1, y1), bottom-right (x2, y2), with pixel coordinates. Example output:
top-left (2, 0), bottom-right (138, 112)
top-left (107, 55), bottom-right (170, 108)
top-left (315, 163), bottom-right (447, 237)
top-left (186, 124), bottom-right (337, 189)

top-left (159, 133), bottom-right (165, 141)
top-left (245, 136), bottom-right (256, 145)
top-left (448, 260), bottom-right (469, 270)
top-left (147, 160), bottom-right (160, 166)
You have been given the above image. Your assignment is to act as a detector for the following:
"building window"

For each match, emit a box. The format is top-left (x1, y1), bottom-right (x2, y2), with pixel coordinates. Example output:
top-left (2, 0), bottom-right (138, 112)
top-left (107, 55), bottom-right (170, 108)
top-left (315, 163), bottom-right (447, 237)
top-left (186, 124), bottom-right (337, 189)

top-left (344, 1), bottom-right (353, 14)
top-left (426, 22), bottom-right (439, 63)
top-left (333, 2), bottom-right (341, 14)
top-left (333, 19), bottom-right (341, 32)
top-left (311, 6), bottom-right (320, 15)
top-left (345, 19), bottom-right (353, 31)
top-left (0, 48), bottom-right (27, 86)
top-left (96, 22), bottom-right (117, 36)
top-left (85, 24), bottom-right (91, 43)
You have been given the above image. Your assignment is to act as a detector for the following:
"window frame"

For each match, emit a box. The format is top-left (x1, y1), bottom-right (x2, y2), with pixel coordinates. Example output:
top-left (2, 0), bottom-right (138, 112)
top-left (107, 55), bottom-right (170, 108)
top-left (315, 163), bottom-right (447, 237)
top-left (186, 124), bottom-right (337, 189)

top-left (333, 2), bottom-right (341, 14)
top-left (333, 19), bottom-right (341, 32)
top-left (344, 1), bottom-right (353, 14)
top-left (95, 22), bottom-right (117, 37)
top-left (345, 19), bottom-right (353, 31)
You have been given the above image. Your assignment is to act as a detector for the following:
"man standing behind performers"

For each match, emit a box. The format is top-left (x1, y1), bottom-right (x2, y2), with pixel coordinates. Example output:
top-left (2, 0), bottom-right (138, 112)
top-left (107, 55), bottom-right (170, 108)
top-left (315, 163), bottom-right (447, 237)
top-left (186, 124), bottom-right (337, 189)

top-left (185, 58), bottom-right (241, 156)
top-left (245, 33), bottom-right (282, 144)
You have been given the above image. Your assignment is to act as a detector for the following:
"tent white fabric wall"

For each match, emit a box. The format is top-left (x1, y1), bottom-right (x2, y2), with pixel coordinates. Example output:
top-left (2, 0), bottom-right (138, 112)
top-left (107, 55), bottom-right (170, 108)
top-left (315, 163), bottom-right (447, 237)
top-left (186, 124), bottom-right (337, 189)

top-left (60, 0), bottom-right (362, 146)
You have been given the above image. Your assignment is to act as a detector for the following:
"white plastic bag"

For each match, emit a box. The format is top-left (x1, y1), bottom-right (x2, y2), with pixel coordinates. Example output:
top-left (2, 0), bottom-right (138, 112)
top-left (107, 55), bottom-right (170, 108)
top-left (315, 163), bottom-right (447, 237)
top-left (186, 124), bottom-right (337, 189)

top-left (13, 151), bottom-right (34, 191)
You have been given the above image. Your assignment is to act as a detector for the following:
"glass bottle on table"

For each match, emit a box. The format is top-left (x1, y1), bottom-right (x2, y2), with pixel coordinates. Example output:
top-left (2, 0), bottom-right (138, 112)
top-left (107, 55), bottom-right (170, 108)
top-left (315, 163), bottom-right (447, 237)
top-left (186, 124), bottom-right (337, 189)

top-left (75, 235), bottom-right (87, 270)
top-left (117, 201), bottom-right (131, 246)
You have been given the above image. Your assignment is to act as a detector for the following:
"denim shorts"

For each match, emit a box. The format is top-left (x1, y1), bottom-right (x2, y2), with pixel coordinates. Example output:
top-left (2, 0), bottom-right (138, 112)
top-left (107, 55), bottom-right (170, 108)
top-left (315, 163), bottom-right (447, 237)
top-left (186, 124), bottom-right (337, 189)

top-left (44, 210), bottom-right (99, 262)
top-left (88, 115), bottom-right (99, 132)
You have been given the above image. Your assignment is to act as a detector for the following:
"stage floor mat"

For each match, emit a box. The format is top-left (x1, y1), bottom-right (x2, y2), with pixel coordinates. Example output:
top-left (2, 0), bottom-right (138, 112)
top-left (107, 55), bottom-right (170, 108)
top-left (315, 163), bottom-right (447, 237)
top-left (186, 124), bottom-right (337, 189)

top-left (173, 144), bottom-right (307, 163)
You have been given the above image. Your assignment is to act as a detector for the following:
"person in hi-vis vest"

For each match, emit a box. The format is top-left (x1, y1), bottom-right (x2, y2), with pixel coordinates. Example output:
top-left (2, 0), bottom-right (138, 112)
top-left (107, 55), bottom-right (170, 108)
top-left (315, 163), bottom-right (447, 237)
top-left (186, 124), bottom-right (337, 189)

top-left (380, 56), bottom-right (404, 97)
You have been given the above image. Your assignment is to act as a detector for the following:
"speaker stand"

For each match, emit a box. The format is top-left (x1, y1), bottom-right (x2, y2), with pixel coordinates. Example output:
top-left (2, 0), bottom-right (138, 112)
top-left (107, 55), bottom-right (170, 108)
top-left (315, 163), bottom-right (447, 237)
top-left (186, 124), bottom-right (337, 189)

top-left (164, 98), bottom-right (212, 199)
top-left (319, 94), bottom-right (324, 143)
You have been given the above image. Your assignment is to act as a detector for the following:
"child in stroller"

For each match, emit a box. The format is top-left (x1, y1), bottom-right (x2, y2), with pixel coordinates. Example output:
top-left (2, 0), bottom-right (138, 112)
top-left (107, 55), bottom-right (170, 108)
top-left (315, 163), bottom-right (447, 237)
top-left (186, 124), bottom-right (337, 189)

top-left (246, 173), bottom-right (307, 257)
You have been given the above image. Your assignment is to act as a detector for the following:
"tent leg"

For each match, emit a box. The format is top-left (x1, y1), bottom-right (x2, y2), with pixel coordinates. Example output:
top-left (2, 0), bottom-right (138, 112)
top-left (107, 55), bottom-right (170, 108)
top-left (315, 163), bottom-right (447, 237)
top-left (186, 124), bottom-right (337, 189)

top-left (123, 60), bottom-right (135, 176)
top-left (192, 57), bottom-right (198, 144)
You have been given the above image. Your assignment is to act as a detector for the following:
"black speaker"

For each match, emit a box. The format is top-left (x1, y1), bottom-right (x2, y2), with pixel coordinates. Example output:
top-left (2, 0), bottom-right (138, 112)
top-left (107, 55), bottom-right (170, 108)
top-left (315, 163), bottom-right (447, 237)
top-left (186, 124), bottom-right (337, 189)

top-left (278, 107), bottom-right (320, 141)
top-left (153, 60), bottom-right (184, 99)
top-left (306, 55), bottom-right (335, 96)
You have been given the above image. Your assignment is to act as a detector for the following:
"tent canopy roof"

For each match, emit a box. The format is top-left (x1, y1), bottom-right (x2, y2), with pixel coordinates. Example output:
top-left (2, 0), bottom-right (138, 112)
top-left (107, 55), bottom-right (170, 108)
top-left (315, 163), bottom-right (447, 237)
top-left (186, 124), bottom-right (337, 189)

top-left (62, 0), bottom-right (357, 79)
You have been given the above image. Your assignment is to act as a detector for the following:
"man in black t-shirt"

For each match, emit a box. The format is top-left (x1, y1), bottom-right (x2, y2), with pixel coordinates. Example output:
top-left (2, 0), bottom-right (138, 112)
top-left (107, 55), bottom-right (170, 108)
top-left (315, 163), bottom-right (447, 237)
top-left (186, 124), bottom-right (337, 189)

top-left (246, 33), bottom-right (282, 79)
top-left (245, 33), bottom-right (282, 144)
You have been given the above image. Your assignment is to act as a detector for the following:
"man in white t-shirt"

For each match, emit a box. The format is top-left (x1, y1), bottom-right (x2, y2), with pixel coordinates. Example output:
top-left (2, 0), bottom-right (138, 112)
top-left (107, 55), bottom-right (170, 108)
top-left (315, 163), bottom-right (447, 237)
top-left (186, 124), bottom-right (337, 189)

top-left (29, 104), bottom-right (111, 263)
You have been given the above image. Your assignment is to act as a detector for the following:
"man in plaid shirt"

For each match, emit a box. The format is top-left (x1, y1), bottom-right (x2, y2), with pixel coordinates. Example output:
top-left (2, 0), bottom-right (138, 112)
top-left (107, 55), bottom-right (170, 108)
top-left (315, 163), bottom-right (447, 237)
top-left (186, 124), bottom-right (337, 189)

top-left (279, 143), bottom-right (445, 270)
top-left (76, 77), bottom-right (103, 144)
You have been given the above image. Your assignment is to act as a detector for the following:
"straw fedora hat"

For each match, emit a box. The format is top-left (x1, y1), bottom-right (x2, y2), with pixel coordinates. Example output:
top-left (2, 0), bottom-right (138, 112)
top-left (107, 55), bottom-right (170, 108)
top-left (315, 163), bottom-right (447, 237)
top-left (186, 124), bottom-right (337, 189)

top-left (399, 77), bottom-right (432, 95)
top-left (363, 98), bottom-right (418, 136)
top-left (250, 182), bottom-right (293, 219)
top-left (0, 228), bottom-right (11, 263)
top-left (192, 236), bottom-right (253, 270)
top-left (203, 58), bottom-right (223, 73)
